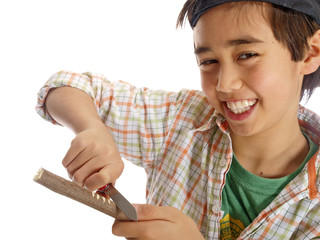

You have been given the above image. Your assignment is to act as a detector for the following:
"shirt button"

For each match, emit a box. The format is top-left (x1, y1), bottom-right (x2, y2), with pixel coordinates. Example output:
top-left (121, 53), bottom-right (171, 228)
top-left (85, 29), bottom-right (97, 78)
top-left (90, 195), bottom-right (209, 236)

top-left (212, 204), bottom-right (220, 214)
top-left (220, 159), bottom-right (227, 167)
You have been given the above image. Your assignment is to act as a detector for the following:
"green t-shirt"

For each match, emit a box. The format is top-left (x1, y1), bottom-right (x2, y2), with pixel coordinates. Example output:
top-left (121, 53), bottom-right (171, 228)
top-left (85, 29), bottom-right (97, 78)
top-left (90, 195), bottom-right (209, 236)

top-left (220, 134), bottom-right (318, 239)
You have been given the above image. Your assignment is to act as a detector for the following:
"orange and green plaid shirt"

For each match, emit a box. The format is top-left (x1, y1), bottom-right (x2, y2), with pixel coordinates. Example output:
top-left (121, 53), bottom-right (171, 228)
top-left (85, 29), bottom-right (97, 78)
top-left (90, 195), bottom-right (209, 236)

top-left (36, 71), bottom-right (320, 239)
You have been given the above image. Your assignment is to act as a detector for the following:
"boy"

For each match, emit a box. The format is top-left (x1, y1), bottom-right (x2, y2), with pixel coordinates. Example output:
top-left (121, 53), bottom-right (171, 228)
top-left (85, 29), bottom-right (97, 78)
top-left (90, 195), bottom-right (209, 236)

top-left (36, 0), bottom-right (320, 239)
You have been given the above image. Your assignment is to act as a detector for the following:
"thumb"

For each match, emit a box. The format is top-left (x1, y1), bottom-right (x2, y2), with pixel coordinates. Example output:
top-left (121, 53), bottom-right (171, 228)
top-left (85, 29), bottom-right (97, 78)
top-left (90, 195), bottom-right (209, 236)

top-left (133, 204), bottom-right (179, 221)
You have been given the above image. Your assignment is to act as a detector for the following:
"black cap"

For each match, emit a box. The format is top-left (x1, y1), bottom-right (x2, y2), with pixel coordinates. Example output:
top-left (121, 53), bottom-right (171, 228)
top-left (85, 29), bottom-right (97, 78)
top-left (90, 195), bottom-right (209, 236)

top-left (190, 0), bottom-right (320, 27)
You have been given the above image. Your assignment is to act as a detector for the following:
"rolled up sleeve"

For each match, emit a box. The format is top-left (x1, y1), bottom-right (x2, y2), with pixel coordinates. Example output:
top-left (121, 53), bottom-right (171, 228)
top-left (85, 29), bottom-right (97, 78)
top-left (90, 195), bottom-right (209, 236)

top-left (35, 70), bottom-right (187, 168)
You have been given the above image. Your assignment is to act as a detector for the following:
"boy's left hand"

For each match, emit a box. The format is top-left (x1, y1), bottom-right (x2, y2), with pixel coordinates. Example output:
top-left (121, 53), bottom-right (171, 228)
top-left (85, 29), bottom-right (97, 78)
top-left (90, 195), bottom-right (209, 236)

top-left (112, 204), bottom-right (205, 240)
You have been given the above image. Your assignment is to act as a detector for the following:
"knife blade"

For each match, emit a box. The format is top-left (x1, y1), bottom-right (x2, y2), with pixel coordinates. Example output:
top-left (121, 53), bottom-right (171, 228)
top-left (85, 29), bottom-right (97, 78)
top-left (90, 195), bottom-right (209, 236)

top-left (97, 184), bottom-right (137, 221)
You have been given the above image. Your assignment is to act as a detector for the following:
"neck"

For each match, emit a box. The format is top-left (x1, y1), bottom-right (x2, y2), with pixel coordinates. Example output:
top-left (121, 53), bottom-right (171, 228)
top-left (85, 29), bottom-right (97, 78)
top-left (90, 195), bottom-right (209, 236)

top-left (230, 119), bottom-right (309, 178)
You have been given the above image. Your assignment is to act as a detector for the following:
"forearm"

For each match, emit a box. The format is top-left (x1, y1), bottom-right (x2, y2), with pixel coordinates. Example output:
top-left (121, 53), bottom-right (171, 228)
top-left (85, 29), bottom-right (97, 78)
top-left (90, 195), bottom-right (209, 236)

top-left (46, 86), bottom-right (106, 134)
top-left (45, 86), bottom-right (124, 190)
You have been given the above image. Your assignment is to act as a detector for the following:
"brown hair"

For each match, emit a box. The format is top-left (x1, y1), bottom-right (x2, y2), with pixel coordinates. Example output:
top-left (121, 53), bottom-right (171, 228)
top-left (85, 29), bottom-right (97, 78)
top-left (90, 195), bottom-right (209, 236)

top-left (177, 1), bottom-right (320, 101)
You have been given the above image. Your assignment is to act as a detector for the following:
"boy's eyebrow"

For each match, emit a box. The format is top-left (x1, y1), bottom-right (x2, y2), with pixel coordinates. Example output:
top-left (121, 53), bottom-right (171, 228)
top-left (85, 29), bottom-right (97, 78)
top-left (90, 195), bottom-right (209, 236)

top-left (194, 46), bottom-right (212, 55)
top-left (194, 36), bottom-right (264, 55)
top-left (227, 37), bottom-right (264, 46)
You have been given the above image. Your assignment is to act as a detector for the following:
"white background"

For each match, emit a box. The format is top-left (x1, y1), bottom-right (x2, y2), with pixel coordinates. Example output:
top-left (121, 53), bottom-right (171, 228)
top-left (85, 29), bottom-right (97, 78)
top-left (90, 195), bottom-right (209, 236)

top-left (1, 1), bottom-right (319, 239)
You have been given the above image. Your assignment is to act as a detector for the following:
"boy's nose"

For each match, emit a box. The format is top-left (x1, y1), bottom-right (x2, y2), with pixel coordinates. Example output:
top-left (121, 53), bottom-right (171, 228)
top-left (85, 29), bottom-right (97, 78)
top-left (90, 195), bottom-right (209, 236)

top-left (216, 66), bottom-right (242, 92)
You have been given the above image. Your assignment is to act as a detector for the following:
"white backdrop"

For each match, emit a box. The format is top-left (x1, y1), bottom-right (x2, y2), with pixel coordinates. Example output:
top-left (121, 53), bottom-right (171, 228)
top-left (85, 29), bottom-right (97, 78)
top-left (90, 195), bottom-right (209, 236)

top-left (1, 1), bottom-right (319, 239)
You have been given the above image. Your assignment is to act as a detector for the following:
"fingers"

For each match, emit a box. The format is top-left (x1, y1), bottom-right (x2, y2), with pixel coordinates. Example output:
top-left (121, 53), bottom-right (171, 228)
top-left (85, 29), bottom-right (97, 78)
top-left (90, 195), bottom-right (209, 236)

top-left (134, 204), bottom-right (179, 222)
top-left (67, 156), bottom-right (124, 191)
top-left (62, 135), bottom-right (89, 171)
top-left (70, 157), bottom-right (106, 188)
top-left (62, 137), bottom-right (95, 183)
top-left (63, 147), bottom-right (93, 179)
top-left (112, 205), bottom-right (204, 240)
top-left (84, 161), bottom-right (124, 190)
top-left (112, 205), bottom-right (179, 238)
top-left (62, 129), bottom-right (124, 191)
top-left (112, 219), bottom-right (170, 239)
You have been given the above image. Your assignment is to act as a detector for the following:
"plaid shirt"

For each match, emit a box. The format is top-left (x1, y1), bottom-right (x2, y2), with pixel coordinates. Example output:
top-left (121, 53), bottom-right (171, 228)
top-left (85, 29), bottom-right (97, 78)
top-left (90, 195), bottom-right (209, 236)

top-left (36, 71), bottom-right (320, 239)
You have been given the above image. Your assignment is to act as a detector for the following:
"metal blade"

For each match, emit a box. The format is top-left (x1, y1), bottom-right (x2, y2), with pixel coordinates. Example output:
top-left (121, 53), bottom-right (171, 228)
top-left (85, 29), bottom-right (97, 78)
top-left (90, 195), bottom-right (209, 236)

top-left (98, 184), bottom-right (137, 221)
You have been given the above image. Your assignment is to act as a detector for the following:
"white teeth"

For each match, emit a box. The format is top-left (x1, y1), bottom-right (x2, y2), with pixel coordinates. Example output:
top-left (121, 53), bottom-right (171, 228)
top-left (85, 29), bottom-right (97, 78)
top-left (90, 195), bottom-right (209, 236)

top-left (230, 102), bottom-right (236, 109)
top-left (226, 99), bottom-right (257, 114)
top-left (235, 101), bottom-right (243, 109)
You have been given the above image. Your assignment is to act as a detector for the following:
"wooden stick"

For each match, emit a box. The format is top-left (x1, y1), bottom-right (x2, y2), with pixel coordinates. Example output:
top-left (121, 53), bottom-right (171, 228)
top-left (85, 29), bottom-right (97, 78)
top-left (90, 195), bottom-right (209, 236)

top-left (33, 168), bottom-right (130, 221)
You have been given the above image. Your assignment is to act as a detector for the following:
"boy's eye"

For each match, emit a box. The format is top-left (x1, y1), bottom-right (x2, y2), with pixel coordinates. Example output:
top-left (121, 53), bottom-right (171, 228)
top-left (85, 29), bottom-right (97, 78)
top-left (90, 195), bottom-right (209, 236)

top-left (199, 59), bottom-right (218, 66)
top-left (238, 53), bottom-right (258, 60)
top-left (198, 59), bottom-right (218, 71)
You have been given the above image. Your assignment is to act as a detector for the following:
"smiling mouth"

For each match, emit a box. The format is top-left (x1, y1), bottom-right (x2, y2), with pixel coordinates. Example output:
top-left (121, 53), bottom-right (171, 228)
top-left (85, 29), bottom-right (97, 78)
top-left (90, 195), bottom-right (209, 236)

top-left (226, 99), bottom-right (257, 114)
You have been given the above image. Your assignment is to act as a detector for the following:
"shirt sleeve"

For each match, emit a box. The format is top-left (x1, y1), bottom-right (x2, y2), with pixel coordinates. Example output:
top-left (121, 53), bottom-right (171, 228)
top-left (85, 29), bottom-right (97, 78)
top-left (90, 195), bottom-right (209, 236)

top-left (35, 70), bottom-right (193, 168)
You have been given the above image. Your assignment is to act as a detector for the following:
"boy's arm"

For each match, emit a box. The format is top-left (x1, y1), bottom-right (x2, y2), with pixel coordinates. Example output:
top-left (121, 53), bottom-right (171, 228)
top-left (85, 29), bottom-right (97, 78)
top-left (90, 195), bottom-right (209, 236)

top-left (37, 70), bottom-right (208, 175)
top-left (37, 71), bottom-right (183, 169)
top-left (46, 86), bottom-right (103, 133)
top-left (45, 86), bottom-right (124, 191)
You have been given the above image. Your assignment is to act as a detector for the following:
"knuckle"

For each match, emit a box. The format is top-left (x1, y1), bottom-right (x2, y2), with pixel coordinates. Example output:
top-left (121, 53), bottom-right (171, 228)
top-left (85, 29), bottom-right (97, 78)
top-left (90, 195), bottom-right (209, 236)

top-left (72, 136), bottom-right (87, 149)
top-left (95, 171), bottom-right (109, 183)
top-left (76, 139), bottom-right (87, 149)
top-left (65, 166), bottom-right (72, 176)
top-left (85, 175), bottom-right (106, 191)
top-left (66, 166), bottom-right (76, 177)
top-left (70, 137), bottom-right (79, 146)
top-left (111, 222), bottom-right (121, 236)
top-left (72, 171), bottom-right (84, 185)
top-left (62, 160), bottom-right (68, 168)
top-left (90, 141), bottom-right (101, 152)
top-left (83, 181), bottom-right (96, 191)
top-left (95, 154), bottom-right (108, 166)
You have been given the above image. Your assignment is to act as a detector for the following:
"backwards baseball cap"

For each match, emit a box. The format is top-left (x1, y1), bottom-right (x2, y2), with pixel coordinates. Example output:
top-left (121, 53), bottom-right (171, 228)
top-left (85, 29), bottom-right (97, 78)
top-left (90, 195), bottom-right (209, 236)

top-left (190, 0), bottom-right (320, 27)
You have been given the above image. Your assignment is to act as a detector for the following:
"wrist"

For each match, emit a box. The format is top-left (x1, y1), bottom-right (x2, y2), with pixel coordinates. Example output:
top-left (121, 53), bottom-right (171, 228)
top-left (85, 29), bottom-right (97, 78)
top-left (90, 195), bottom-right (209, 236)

top-left (73, 118), bottom-right (108, 134)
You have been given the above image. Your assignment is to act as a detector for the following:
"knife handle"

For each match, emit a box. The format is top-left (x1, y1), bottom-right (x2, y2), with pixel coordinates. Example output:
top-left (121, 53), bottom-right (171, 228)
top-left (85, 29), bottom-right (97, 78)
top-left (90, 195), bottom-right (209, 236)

top-left (98, 184), bottom-right (112, 193)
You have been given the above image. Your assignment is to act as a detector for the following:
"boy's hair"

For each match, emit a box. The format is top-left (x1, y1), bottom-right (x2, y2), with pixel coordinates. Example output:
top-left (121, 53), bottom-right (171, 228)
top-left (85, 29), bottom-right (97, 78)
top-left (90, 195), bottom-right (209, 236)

top-left (177, 1), bottom-right (320, 101)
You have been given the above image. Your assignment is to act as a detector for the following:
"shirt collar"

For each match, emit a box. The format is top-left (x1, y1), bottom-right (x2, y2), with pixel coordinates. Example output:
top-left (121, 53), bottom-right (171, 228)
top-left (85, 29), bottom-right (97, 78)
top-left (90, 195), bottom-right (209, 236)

top-left (211, 106), bottom-right (320, 199)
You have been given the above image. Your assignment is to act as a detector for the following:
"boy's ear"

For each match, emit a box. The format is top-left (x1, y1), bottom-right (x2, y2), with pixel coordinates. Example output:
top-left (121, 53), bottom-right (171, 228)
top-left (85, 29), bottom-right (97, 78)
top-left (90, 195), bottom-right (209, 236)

top-left (302, 30), bottom-right (320, 75)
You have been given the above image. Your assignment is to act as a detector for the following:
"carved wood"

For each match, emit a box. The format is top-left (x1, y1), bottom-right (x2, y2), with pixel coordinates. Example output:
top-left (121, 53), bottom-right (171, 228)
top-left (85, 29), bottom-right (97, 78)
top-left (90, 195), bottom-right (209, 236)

top-left (33, 168), bottom-right (129, 221)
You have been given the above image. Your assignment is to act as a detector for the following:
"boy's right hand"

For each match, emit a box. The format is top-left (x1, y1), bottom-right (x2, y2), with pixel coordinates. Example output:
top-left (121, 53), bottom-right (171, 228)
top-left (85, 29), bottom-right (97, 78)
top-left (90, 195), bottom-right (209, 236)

top-left (62, 128), bottom-right (124, 191)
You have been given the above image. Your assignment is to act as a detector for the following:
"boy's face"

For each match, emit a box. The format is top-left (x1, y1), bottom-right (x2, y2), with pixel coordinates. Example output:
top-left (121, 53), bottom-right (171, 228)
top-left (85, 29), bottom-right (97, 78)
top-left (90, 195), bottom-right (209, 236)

top-left (193, 3), bottom-right (305, 138)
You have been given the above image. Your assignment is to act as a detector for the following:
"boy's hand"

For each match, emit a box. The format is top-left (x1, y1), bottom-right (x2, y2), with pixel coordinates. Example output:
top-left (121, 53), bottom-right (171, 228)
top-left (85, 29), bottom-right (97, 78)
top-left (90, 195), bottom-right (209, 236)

top-left (62, 128), bottom-right (124, 191)
top-left (112, 204), bottom-right (205, 240)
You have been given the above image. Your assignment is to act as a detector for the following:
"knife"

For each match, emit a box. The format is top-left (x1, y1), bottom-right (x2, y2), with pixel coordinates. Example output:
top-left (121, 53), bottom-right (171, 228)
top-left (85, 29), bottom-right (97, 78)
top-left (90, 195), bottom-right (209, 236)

top-left (97, 184), bottom-right (137, 221)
